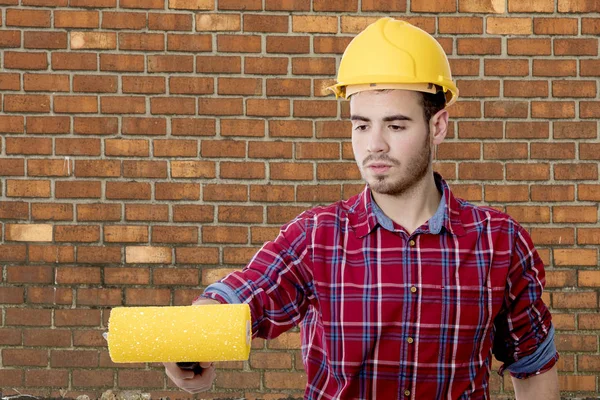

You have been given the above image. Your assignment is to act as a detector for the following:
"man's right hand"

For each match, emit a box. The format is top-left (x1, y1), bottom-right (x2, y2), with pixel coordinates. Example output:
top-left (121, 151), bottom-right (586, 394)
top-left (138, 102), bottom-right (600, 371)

top-left (164, 296), bottom-right (221, 393)
top-left (163, 362), bottom-right (216, 394)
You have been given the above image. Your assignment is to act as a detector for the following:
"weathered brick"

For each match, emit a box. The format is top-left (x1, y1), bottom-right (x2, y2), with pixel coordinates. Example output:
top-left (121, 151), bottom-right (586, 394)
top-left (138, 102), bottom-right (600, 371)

top-left (118, 32), bottom-right (164, 51)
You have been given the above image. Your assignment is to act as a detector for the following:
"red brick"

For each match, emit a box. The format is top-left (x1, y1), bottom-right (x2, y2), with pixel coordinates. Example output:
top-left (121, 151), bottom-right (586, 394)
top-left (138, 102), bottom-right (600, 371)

top-left (532, 101), bottom-right (576, 119)
top-left (218, 0), bottom-right (261, 10)
top-left (202, 226), bottom-right (248, 244)
top-left (7, 180), bottom-right (50, 198)
top-left (0, 287), bottom-right (24, 304)
top-left (106, 182), bottom-right (151, 200)
top-left (23, 74), bottom-right (67, 93)
top-left (51, 350), bottom-right (98, 368)
top-left (118, 32), bottom-right (164, 51)
top-left (439, 17), bottom-right (483, 34)
top-left (29, 244), bottom-right (74, 262)
top-left (195, 98), bottom-right (243, 116)
top-left (251, 226), bottom-right (280, 243)
top-left (169, 77), bottom-right (213, 95)
top-left (70, 0), bottom-right (116, 7)
top-left (148, 12), bottom-right (192, 31)
top-left (167, 33), bottom-right (211, 52)
top-left (0, 30), bottom-right (21, 48)
top-left (200, 140), bottom-right (245, 158)
top-left (0, 73), bottom-right (21, 90)
top-left (245, 57), bottom-right (288, 75)
top-left (53, 95), bottom-right (97, 113)
top-left (26, 159), bottom-right (70, 177)
top-left (123, 160), bottom-right (167, 178)
top-left (247, 99), bottom-right (289, 117)
top-left (175, 247), bottom-right (219, 264)
top-left (77, 289), bottom-right (122, 307)
top-left (6, 308), bottom-right (52, 326)
top-left (484, 101), bottom-right (528, 118)
top-left (51, 52), bottom-right (97, 70)
top-left (203, 184), bottom-right (247, 202)
top-left (270, 120), bottom-right (312, 138)
top-left (248, 141), bottom-right (293, 159)
top-left (555, 163), bottom-right (597, 180)
top-left (6, 9), bottom-right (51, 27)
top-left (169, 0), bottom-right (213, 10)
top-left (117, 370), bottom-right (164, 388)
top-left (531, 185), bottom-right (574, 202)
top-left (250, 185), bottom-right (295, 202)
top-left (173, 205), bottom-right (213, 222)
top-left (26, 116), bottom-right (70, 135)
top-left (554, 205), bottom-right (598, 223)
top-left (219, 205), bottom-right (263, 223)
top-left (104, 225), bottom-right (149, 243)
top-left (55, 309), bottom-right (101, 326)
top-left (155, 182), bottom-right (200, 200)
top-left (102, 11), bottom-right (146, 29)
top-left (196, 55), bottom-right (241, 74)
top-left (24, 328), bottom-right (70, 347)
top-left (105, 139), bottom-right (149, 157)
top-left (0, 115), bottom-right (24, 133)
top-left (217, 77), bottom-right (261, 96)
top-left (73, 369), bottom-right (114, 387)
top-left (217, 34), bottom-right (261, 53)
top-left (458, 38), bottom-right (501, 55)
top-left (0, 158), bottom-right (24, 176)
top-left (122, 117), bottom-right (166, 136)
top-left (558, 0), bottom-right (600, 12)
top-left (0, 244), bottom-right (27, 262)
top-left (125, 288), bottom-right (170, 306)
top-left (267, 36), bottom-right (309, 54)
top-left (153, 268), bottom-right (199, 286)
top-left (76, 204), bottom-right (121, 222)
top-left (3, 349), bottom-right (47, 366)
top-left (73, 75), bottom-right (117, 93)
top-left (54, 10), bottom-right (98, 28)
top-left (72, 117), bottom-right (116, 135)
top-left (152, 226), bottom-right (198, 244)
top-left (170, 161), bottom-right (215, 178)
top-left (54, 181), bottom-right (100, 199)
top-left (56, 268), bottom-right (102, 285)
top-left (504, 80), bottom-right (548, 98)
top-left (220, 162), bottom-right (265, 179)
top-left (582, 17), bottom-right (600, 34)
top-left (555, 38), bottom-right (598, 56)
top-left (292, 57), bottom-right (336, 76)
top-left (265, 0), bottom-right (309, 10)
top-left (55, 226), bottom-right (100, 243)
top-left (153, 139), bottom-right (197, 157)
top-left (270, 162), bottom-right (313, 181)
top-left (0, 201), bottom-right (28, 219)
top-left (74, 160), bottom-right (120, 178)
top-left (70, 32), bottom-right (116, 50)
top-left (100, 54), bottom-right (144, 72)
top-left (506, 122), bottom-right (549, 139)
top-left (4, 94), bottom-right (50, 112)
top-left (55, 138), bottom-right (101, 156)
top-left (101, 96), bottom-right (146, 114)
top-left (221, 119), bottom-right (265, 137)
top-left (104, 268), bottom-right (149, 286)
top-left (484, 59), bottom-right (529, 76)
top-left (266, 78), bottom-right (310, 97)
top-left (120, 0), bottom-right (163, 8)
top-left (148, 55), bottom-right (193, 73)
top-left (507, 38), bottom-right (551, 56)
top-left (534, 18), bottom-right (578, 35)
top-left (244, 14), bottom-right (288, 33)
top-left (151, 97), bottom-right (195, 115)
top-left (125, 205), bottom-right (168, 222)
top-left (506, 163), bottom-right (551, 181)
top-left (122, 76), bottom-right (165, 94)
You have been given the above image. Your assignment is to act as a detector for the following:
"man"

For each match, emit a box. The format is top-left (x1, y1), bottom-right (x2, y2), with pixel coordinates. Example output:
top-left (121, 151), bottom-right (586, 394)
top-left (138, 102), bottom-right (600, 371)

top-left (164, 18), bottom-right (560, 399)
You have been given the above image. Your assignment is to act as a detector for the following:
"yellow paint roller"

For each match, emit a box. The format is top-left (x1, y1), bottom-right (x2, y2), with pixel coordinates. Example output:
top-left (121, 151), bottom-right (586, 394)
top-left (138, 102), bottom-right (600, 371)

top-left (106, 304), bottom-right (251, 363)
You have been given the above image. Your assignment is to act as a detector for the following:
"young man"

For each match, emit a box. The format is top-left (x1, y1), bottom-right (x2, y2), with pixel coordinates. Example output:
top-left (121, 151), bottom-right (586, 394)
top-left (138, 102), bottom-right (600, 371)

top-left (164, 18), bottom-right (560, 399)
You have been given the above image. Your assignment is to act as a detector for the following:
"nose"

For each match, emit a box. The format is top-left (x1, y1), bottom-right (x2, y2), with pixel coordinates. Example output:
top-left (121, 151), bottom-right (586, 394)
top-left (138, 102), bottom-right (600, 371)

top-left (367, 126), bottom-right (389, 153)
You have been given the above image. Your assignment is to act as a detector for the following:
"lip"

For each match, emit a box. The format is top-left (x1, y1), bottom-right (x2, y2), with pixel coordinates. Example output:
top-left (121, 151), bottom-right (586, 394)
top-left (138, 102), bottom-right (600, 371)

top-left (367, 164), bottom-right (392, 173)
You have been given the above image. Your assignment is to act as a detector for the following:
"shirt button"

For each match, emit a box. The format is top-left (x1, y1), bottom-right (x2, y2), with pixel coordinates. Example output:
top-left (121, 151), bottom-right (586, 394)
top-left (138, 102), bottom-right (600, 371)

top-left (409, 239), bottom-right (416, 246)
top-left (404, 389), bottom-right (410, 396)
top-left (407, 337), bottom-right (414, 344)
top-left (410, 286), bottom-right (417, 293)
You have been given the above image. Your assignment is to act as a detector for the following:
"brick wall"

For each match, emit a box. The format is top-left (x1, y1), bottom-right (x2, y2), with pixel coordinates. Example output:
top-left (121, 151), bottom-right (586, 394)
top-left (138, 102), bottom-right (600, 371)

top-left (0, 0), bottom-right (599, 398)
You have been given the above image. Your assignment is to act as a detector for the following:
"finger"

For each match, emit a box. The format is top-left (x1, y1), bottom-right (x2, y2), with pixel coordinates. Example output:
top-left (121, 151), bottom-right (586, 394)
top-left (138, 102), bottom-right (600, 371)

top-left (199, 361), bottom-right (214, 368)
top-left (163, 362), bottom-right (194, 380)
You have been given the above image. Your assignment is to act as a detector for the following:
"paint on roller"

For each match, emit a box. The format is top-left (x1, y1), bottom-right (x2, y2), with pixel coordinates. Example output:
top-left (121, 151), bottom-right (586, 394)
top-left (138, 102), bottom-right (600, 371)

top-left (107, 304), bottom-right (252, 363)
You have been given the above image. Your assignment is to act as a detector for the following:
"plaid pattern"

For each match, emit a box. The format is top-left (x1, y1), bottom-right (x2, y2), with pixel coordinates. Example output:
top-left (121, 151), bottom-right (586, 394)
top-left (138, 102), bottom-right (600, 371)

top-left (203, 173), bottom-right (556, 399)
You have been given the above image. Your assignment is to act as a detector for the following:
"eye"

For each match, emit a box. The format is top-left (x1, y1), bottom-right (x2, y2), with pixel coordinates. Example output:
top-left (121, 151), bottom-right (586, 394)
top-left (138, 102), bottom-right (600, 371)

top-left (389, 125), bottom-right (406, 131)
top-left (354, 125), bottom-right (369, 132)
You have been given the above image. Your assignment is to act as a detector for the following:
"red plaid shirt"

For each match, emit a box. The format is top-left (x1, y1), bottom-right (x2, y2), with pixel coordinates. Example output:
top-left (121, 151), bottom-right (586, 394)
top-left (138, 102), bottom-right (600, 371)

top-left (203, 173), bottom-right (557, 399)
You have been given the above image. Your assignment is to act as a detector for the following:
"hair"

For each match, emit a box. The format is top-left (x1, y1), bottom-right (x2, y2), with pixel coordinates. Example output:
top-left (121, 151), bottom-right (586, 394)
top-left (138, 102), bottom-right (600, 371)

top-left (420, 86), bottom-right (447, 124)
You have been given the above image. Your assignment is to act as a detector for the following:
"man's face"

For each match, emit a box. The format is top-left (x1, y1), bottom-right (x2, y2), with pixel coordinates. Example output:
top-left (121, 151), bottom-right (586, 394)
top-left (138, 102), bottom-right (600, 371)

top-left (350, 89), bottom-right (432, 197)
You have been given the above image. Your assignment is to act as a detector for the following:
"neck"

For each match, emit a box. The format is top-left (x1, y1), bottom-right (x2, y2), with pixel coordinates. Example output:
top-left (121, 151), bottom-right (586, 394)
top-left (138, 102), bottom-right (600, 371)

top-left (371, 172), bottom-right (442, 235)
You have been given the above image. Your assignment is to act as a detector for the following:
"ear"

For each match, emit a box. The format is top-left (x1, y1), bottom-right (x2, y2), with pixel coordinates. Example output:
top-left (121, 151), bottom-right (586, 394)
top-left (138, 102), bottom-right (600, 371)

top-left (429, 109), bottom-right (449, 146)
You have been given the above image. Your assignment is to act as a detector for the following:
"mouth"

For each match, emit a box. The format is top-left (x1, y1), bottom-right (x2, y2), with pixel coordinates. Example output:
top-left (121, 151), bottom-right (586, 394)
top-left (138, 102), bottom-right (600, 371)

top-left (366, 164), bottom-right (392, 174)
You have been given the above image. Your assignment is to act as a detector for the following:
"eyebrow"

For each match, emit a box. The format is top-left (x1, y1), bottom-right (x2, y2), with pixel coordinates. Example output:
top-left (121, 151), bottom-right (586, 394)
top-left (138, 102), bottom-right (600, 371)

top-left (350, 114), bottom-right (413, 122)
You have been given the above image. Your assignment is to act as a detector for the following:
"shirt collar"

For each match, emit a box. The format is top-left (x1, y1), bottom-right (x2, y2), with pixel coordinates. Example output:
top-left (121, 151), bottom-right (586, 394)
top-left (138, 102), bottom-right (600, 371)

top-left (347, 172), bottom-right (466, 238)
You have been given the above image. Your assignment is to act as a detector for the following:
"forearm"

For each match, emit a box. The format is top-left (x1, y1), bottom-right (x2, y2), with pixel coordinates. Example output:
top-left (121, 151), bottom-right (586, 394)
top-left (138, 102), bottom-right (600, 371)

top-left (512, 365), bottom-right (560, 400)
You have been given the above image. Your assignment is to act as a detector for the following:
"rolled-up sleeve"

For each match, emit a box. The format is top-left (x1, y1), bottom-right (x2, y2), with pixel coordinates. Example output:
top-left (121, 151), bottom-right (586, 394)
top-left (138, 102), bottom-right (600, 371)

top-left (200, 211), bottom-right (315, 340)
top-left (493, 223), bottom-right (559, 378)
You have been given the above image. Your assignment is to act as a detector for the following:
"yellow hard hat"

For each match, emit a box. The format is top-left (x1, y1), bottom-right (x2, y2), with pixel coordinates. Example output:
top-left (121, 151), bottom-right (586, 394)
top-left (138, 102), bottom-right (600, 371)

top-left (327, 17), bottom-right (459, 107)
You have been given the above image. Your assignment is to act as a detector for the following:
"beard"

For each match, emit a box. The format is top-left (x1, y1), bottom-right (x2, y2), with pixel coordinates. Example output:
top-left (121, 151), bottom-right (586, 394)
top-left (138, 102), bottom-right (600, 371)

top-left (361, 135), bottom-right (431, 197)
